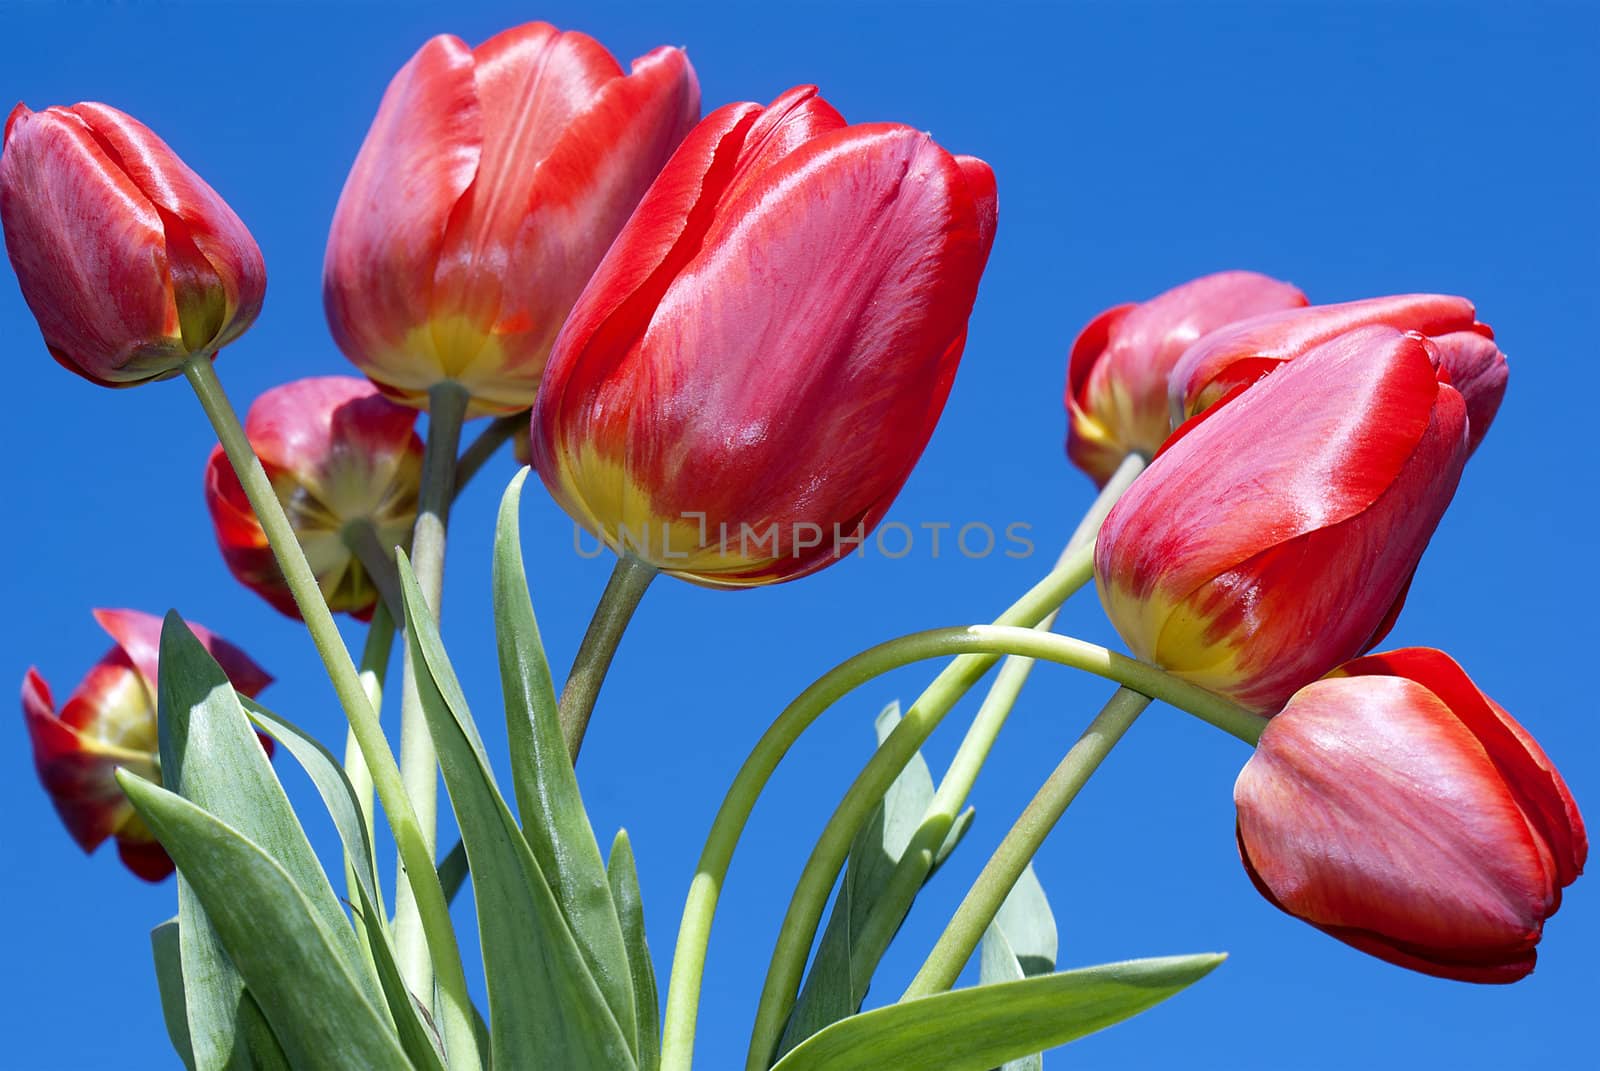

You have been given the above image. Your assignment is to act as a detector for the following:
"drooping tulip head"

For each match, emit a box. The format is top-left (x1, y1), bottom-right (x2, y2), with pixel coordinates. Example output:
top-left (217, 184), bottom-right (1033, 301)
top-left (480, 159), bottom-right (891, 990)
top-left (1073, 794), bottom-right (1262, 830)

top-left (1095, 325), bottom-right (1468, 713)
top-left (205, 376), bottom-right (423, 620)
top-left (324, 22), bottom-right (701, 416)
top-left (1170, 294), bottom-right (1507, 453)
top-left (21, 610), bottom-right (272, 881)
top-left (1064, 271), bottom-right (1307, 484)
top-left (1235, 648), bottom-right (1585, 982)
top-left (531, 85), bottom-right (998, 587)
top-left (0, 102), bottom-right (264, 386)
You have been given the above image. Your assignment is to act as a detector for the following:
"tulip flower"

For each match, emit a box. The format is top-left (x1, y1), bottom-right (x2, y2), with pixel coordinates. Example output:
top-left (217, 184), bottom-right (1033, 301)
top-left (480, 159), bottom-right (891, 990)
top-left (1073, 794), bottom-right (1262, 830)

top-left (530, 85), bottom-right (997, 587)
top-left (1170, 294), bottom-right (1508, 452)
top-left (205, 376), bottom-right (423, 620)
top-left (1235, 648), bottom-right (1586, 982)
top-left (0, 102), bottom-right (264, 386)
top-left (1095, 325), bottom-right (1467, 713)
top-left (1065, 271), bottom-right (1307, 484)
top-left (21, 610), bottom-right (272, 881)
top-left (324, 22), bottom-right (701, 417)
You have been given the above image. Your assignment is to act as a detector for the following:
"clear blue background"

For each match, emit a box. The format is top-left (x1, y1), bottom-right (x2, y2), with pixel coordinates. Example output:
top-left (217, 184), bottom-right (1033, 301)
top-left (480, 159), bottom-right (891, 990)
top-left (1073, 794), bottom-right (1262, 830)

top-left (3, 1), bottom-right (1594, 1067)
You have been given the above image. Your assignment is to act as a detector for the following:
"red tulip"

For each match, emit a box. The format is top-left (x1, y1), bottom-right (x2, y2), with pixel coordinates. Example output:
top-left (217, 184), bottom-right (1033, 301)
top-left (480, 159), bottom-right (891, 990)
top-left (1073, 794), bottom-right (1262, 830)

top-left (1095, 325), bottom-right (1467, 713)
top-left (1065, 271), bottom-right (1307, 484)
top-left (324, 22), bottom-right (700, 416)
top-left (0, 102), bottom-right (264, 386)
top-left (1170, 294), bottom-right (1507, 453)
top-left (1235, 648), bottom-right (1586, 982)
top-left (21, 610), bottom-right (272, 882)
top-left (530, 85), bottom-right (997, 587)
top-left (205, 376), bottom-right (423, 620)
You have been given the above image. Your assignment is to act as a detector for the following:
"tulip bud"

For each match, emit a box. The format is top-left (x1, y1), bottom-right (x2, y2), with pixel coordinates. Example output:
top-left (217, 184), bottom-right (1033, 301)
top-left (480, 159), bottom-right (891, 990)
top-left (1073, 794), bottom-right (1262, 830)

top-left (1235, 648), bottom-right (1586, 982)
top-left (1065, 271), bottom-right (1307, 484)
top-left (1095, 325), bottom-right (1467, 713)
top-left (21, 610), bottom-right (272, 881)
top-left (1170, 294), bottom-right (1507, 453)
top-left (531, 85), bottom-right (998, 587)
top-left (0, 102), bottom-right (265, 386)
top-left (324, 22), bottom-right (701, 416)
top-left (205, 376), bottom-right (423, 620)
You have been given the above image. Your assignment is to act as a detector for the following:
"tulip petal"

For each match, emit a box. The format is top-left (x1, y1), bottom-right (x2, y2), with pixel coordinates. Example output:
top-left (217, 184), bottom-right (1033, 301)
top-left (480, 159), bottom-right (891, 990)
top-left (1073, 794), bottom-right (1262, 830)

top-left (93, 608), bottom-right (272, 698)
top-left (23, 668), bottom-right (144, 853)
top-left (324, 33), bottom-right (483, 398)
top-left (1432, 331), bottom-right (1508, 454)
top-left (0, 105), bottom-right (181, 382)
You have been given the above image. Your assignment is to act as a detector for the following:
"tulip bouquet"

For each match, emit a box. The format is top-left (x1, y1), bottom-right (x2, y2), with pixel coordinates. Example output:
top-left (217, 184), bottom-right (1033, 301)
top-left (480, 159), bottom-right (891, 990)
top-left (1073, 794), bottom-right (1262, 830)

top-left (5, 17), bottom-right (1585, 1071)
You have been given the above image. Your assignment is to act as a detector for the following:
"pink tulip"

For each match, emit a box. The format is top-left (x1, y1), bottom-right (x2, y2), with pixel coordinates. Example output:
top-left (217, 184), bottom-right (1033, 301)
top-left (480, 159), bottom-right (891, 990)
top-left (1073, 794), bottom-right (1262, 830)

top-left (1236, 648), bottom-right (1585, 982)
top-left (1065, 271), bottom-right (1306, 484)
top-left (0, 102), bottom-right (264, 386)
top-left (324, 22), bottom-right (700, 416)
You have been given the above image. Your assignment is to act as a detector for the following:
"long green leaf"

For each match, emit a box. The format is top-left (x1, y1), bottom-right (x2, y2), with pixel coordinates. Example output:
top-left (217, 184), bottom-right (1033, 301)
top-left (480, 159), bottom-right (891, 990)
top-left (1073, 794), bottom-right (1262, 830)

top-left (157, 613), bottom-right (372, 1068)
top-left (492, 469), bottom-right (637, 1048)
top-left (979, 864), bottom-right (1058, 1071)
top-left (243, 698), bottom-right (445, 1071)
top-left (770, 954), bottom-right (1225, 1071)
top-left (120, 774), bottom-right (412, 1069)
top-left (151, 919), bottom-right (197, 1071)
top-left (608, 830), bottom-right (661, 1071)
top-left (397, 554), bottom-right (636, 1071)
top-left (779, 702), bottom-right (972, 1056)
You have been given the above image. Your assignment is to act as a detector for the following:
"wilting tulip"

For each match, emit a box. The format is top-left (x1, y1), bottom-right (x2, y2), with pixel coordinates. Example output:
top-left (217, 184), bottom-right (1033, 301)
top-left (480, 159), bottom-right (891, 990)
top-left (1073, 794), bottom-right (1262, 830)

top-left (324, 22), bottom-right (700, 416)
top-left (1235, 648), bottom-right (1585, 982)
top-left (1065, 271), bottom-right (1306, 484)
top-left (1170, 294), bottom-right (1507, 452)
top-left (21, 610), bottom-right (272, 881)
top-left (531, 85), bottom-right (997, 587)
top-left (205, 376), bottom-right (423, 620)
top-left (1095, 325), bottom-right (1467, 713)
top-left (0, 102), bottom-right (264, 386)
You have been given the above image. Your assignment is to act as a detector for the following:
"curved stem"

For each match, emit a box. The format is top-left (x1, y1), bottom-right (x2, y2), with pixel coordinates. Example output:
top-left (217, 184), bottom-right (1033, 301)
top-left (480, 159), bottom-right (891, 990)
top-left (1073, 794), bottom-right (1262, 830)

top-left (658, 619), bottom-right (1259, 1071)
top-left (393, 380), bottom-right (470, 1001)
top-left (902, 687), bottom-right (1151, 999)
top-left (342, 519), bottom-right (404, 623)
top-left (454, 411), bottom-right (525, 493)
top-left (759, 454), bottom-right (1149, 1063)
top-left (558, 555), bottom-right (657, 760)
top-left (181, 357), bottom-right (480, 1068)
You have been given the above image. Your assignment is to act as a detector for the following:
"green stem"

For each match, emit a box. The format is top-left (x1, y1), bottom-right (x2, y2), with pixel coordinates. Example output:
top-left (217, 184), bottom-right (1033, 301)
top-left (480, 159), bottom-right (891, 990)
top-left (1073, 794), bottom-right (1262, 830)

top-left (392, 380), bottom-right (470, 1002)
top-left (453, 411), bottom-right (525, 492)
top-left (765, 454), bottom-right (1148, 1062)
top-left (342, 519), bottom-right (404, 623)
top-left (558, 555), bottom-right (657, 760)
top-left (180, 357), bottom-right (481, 1069)
top-left (658, 618), bottom-right (1259, 1071)
top-left (345, 602), bottom-right (396, 966)
top-left (902, 687), bottom-right (1152, 999)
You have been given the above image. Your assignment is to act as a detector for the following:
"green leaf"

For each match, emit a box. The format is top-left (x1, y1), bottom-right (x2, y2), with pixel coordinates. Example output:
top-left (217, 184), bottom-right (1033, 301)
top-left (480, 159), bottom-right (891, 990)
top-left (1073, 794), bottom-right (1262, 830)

top-left (438, 839), bottom-right (469, 905)
top-left (397, 553), bottom-right (636, 1071)
top-left (779, 702), bottom-right (970, 1057)
top-left (151, 919), bottom-right (197, 1071)
top-left (770, 954), bottom-right (1226, 1071)
top-left (120, 773), bottom-right (413, 1070)
top-left (243, 698), bottom-right (445, 1071)
top-left (492, 469), bottom-right (637, 1047)
top-left (979, 864), bottom-right (1058, 1071)
top-left (156, 612), bottom-right (373, 1069)
top-left (608, 830), bottom-right (661, 1071)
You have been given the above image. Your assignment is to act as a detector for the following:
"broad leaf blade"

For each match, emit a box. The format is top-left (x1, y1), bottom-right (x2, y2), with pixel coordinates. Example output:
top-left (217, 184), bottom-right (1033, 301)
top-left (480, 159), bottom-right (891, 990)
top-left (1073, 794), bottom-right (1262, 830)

top-left (771, 954), bottom-right (1225, 1071)
top-left (979, 864), bottom-right (1058, 1071)
top-left (174, 892), bottom-right (287, 1071)
top-left (244, 699), bottom-right (445, 1071)
top-left (120, 774), bottom-right (412, 1070)
top-left (492, 469), bottom-right (636, 1049)
top-left (151, 919), bottom-right (196, 1071)
top-left (398, 554), bottom-right (636, 1071)
top-left (608, 830), bottom-right (661, 1071)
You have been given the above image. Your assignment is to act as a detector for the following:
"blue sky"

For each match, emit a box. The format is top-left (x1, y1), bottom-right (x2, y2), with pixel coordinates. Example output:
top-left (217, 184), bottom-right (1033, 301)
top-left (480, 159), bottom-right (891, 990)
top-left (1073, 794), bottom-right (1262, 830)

top-left (2, 2), bottom-right (1595, 1068)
